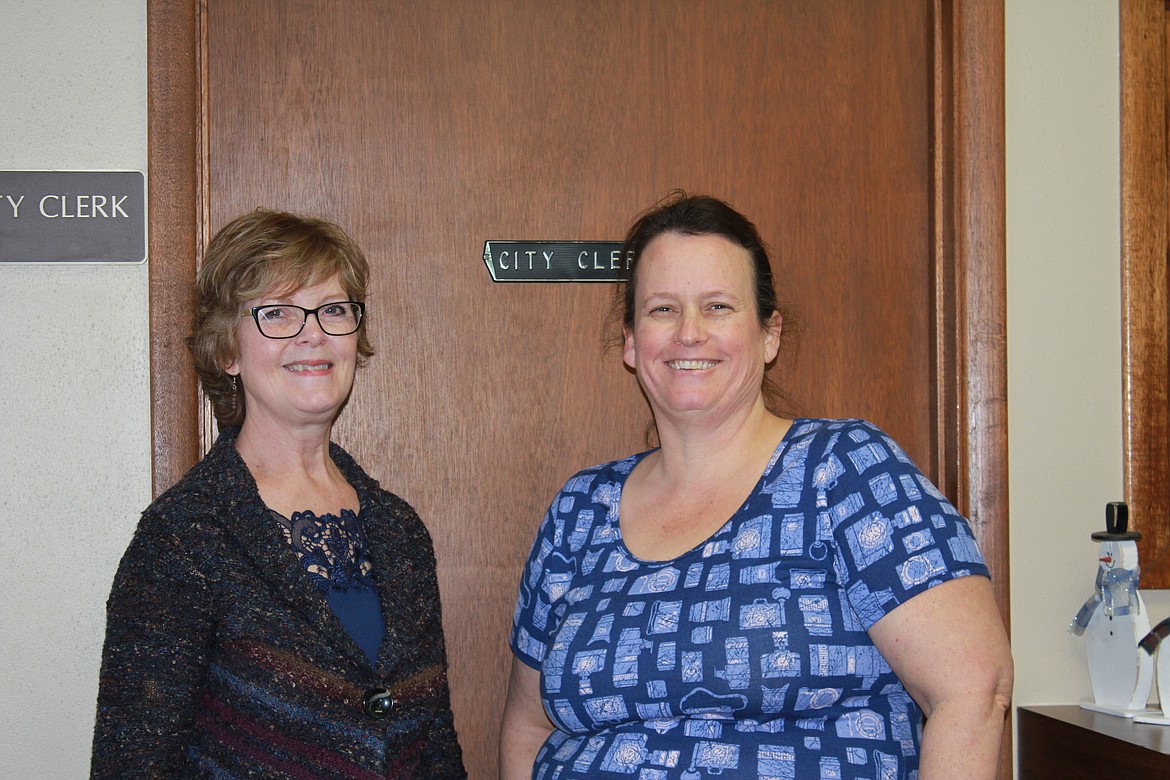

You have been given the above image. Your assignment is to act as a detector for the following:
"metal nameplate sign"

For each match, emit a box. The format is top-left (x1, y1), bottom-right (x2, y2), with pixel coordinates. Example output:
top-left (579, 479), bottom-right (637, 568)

top-left (483, 241), bottom-right (632, 282)
top-left (0, 170), bottom-right (146, 263)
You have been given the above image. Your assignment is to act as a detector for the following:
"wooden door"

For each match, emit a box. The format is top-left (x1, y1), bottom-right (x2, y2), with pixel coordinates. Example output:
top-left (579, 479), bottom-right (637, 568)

top-left (148, 1), bottom-right (1009, 776)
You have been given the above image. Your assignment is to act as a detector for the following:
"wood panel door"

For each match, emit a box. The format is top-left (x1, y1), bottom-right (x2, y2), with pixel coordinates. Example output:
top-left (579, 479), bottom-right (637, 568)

top-left (148, 1), bottom-right (1009, 776)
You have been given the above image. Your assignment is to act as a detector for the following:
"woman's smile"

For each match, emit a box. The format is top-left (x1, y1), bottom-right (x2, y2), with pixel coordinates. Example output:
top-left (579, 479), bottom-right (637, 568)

top-left (666, 359), bottom-right (719, 370)
top-left (283, 360), bottom-right (335, 374)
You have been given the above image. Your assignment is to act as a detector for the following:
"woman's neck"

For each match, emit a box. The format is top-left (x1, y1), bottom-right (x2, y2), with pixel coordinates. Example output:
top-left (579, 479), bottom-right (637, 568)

top-left (234, 418), bottom-right (357, 516)
top-left (650, 400), bottom-right (790, 484)
top-left (234, 416), bottom-right (334, 477)
top-left (618, 402), bottom-right (793, 561)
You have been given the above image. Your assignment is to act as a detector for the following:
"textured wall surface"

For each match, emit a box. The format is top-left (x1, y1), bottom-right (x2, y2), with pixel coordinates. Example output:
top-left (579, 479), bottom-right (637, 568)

top-left (1006, 0), bottom-right (1170, 714)
top-left (0, 1), bottom-right (150, 777)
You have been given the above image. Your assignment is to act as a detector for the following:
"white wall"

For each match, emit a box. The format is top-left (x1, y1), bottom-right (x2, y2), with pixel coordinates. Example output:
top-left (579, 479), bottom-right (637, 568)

top-left (0, 1), bottom-right (150, 777)
top-left (0, 0), bottom-right (1162, 777)
top-left (1005, 0), bottom-right (1170, 720)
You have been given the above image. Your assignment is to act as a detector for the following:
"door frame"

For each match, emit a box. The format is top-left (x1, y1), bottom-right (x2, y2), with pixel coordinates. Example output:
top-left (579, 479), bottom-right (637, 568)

top-left (1119, 0), bottom-right (1170, 588)
top-left (145, 0), bottom-right (1009, 767)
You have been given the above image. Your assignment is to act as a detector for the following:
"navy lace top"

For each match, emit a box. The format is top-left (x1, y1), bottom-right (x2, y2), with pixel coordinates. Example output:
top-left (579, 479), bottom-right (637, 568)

top-left (271, 506), bottom-right (385, 665)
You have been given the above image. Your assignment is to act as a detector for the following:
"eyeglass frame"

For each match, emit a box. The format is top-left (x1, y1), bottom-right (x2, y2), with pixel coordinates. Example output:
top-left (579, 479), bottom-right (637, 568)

top-left (243, 300), bottom-right (365, 340)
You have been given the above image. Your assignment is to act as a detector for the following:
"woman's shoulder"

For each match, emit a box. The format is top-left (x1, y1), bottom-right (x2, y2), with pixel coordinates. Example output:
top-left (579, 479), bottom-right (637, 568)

top-left (123, 429), bottom-right (267, 561)
top-left (788, 416), bottom-right (884, 436)
top-left (120, 467), bottom-right (243, 574)
top-left (556, 450), bottom-right (651, 495)
top-left (145, 430), bottom-right (251, 516)
top-left (786, 417), bottom-right (898, 450)
top-left (778, 418), bottom-right (915, 475)
top-left (784, 418), bottom-right (933, 497)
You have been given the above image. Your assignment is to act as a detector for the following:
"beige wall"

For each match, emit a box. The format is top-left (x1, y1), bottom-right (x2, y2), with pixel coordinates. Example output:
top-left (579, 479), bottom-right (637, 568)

top-left (0, 1), bottom-right (150, 777)
top-left (0, 0), bottom-right (1160, 777)
top-left (1005, 0), bottom-right (1170, 719)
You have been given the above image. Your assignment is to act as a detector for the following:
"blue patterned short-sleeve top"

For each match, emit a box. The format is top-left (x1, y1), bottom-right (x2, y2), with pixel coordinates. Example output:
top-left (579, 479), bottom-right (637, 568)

top-left (510, 418), bottom-right (989, 779)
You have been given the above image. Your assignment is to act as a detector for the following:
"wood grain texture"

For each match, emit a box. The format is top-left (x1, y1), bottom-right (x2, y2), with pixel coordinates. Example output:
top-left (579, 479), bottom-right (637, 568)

top-left (1017, 706), bottom-right (1170, 778)
top-left (951, 0), bottom-right (1010, 630)
top-left (147, 1), bottom-right (1011, 776)
top-left (147, 0), bottom-right (203, 495)
top-left (1121, 0), bottom-right (1170, 589)
top-left (947, 2), bottom-right (1012, 775)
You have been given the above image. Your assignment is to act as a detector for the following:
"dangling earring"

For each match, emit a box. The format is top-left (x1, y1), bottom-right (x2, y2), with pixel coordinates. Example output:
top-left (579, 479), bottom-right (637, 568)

top-left (231, 375), bottom-right (239, 393)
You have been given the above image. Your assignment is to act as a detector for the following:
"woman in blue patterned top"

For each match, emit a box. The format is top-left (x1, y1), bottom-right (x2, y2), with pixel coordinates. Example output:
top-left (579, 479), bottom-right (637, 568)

top-left (92, 210), bottom-right (466, 778)
top-left (500, 194), bottom-right (1012, 779)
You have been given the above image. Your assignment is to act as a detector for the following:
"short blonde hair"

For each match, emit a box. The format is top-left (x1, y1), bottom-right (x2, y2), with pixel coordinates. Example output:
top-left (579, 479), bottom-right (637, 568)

top-left (187, 209), bottom-right (374, 428)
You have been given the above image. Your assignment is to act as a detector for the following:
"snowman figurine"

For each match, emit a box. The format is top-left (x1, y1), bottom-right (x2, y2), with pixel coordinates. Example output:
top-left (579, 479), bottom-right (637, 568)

top-left (1069, 501), bottom-right (1154, 717)
top-left (1135, 617), bottom-right (1170, 725)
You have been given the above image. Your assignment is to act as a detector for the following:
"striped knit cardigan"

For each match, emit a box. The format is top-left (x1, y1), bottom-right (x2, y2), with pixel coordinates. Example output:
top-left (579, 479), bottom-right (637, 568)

top-left (91, 427), bottom-right (467, 779)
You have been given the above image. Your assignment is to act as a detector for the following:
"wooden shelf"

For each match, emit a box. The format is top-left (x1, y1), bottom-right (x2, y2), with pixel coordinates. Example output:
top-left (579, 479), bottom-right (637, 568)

top-left (1017, 705), bottom-right (1170, 778)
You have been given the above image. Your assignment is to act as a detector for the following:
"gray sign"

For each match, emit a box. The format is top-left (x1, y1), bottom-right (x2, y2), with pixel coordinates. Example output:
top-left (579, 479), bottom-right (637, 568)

top-left (483, 241), bottom-right (631, 282)
top-left (0, 170), bottom-right (146, 263)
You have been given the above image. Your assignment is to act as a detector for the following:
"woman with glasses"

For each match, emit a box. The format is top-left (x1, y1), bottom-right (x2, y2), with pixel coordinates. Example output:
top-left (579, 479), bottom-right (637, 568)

top-left (91, 210), bottom-right (466, 778)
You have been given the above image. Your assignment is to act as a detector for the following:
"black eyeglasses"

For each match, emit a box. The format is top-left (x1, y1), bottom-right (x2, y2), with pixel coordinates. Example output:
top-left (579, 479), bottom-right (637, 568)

top-left (245, 301), bottom-right (365, 339)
